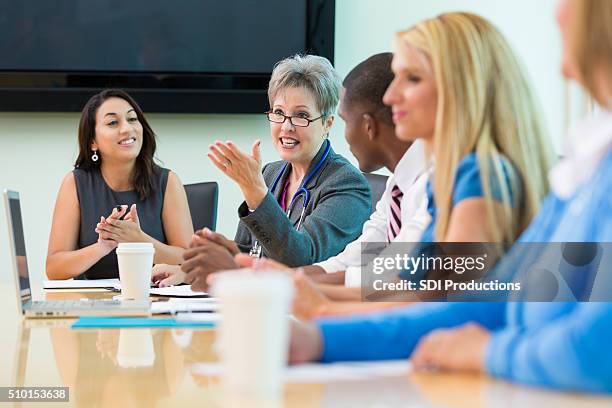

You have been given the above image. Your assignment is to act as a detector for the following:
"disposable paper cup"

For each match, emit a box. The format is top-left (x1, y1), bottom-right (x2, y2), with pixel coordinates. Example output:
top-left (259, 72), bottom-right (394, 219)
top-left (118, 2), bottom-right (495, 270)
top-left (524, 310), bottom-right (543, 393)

top-left (212, 270), bottom-right (294, 401)
top-left (116, 242), bottom-right (155, 300)
top-left (116, 329), bottom-right (155, 368)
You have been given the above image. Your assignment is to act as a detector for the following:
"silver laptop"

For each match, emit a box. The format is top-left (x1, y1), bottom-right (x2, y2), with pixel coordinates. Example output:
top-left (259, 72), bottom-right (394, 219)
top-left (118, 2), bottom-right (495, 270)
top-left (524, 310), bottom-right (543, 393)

top-left (4, 190), bottom-right (150, 318)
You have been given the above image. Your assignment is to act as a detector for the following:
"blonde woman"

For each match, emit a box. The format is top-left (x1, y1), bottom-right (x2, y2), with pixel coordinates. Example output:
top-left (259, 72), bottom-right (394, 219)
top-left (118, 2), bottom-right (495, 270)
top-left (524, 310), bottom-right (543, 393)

top-left (289, 1), bottom-right (612, 393)
top-left (384, 12), bottom-right (552, 246)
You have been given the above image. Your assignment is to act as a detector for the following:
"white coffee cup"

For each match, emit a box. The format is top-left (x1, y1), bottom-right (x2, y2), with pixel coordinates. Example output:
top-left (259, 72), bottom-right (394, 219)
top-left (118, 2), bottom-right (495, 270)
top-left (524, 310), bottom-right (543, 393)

top-left (116, 328), bottom-right (155, 368)
top-left (212, 270), bottom-right (294, 401)
top-left (116, 242), bottom-right (155, 300)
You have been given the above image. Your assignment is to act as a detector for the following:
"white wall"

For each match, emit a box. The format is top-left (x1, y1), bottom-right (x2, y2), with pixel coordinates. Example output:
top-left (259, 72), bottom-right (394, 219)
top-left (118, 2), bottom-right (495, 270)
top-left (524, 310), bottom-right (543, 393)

top-left (0, 0), bottom-right (564, 290)
top-left (335, 0), bottom-right (563, 145)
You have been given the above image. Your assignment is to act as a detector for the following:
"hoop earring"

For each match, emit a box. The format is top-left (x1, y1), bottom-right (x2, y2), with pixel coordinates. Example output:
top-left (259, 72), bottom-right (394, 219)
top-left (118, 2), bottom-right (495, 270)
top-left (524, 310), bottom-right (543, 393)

top-left (91, 150), bottom-right (99, 162)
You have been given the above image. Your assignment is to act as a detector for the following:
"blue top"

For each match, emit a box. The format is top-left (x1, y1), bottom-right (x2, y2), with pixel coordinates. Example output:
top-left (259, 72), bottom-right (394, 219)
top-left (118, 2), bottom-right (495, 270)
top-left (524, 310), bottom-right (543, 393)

top-left (317, 149), bottom-right (612, 393)
top-left (419, 153), bottom-right (517, 242)
top-left (400, 153), bottom-right (517, 281)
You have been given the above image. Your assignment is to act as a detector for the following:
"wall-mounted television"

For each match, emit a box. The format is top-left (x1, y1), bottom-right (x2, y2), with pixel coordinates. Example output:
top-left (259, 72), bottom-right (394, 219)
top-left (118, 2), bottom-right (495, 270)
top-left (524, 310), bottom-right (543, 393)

top-left (0, 0), bottom-right (335, 113)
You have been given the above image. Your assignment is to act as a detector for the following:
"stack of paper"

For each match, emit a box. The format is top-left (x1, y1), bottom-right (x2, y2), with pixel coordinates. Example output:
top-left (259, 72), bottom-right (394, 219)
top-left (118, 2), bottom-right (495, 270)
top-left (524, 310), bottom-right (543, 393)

top-left (44, 279), bottom-right (119, 289)
top-left (189, 360), bottom-right (411, 383)
top-left (149, 285), bottom-right (209, 298)
top-left (151, 298), bottom-right (218, 314)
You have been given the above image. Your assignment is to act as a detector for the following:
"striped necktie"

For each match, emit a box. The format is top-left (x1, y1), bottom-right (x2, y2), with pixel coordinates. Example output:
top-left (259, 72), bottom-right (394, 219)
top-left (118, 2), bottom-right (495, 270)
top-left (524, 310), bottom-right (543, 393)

top-left (387, 184), bottom-right (403, 242)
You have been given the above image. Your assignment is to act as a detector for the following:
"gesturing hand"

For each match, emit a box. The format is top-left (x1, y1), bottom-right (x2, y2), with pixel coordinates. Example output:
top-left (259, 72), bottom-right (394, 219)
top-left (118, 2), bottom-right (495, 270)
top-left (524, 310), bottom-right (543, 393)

top-left (208, 140), bottom-right (268, 210)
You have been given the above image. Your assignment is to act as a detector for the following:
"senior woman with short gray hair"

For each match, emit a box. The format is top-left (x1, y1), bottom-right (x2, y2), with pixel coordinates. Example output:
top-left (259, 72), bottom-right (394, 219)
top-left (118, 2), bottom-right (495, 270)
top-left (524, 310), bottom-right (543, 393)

top-left (152, 54), bottom-right (371, 288)
top-left (206, 53), bottom-right (371, 266)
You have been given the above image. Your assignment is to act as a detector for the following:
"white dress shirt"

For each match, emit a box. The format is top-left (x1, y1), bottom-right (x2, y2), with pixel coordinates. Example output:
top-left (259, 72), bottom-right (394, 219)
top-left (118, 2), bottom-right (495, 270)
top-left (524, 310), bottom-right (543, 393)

top-left (315, 139), bottom-right (431, 287)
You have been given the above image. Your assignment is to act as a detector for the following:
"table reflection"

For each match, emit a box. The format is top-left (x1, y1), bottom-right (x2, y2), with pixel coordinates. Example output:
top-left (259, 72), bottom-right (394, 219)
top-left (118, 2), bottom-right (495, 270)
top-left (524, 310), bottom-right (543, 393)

top-left (47, 326), bottom-right (185, 406)
top-left (7, 304), bottom-right (609, 408)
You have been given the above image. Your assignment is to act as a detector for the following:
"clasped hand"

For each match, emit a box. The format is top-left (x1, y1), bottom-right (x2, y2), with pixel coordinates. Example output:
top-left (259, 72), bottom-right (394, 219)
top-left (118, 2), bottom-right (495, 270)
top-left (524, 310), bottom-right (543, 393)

top-left (150, 229), bottom-right (240, 288)
top-left (96, 204), bottom-right (146, 253)
top-left (180, 228), bottom-right (240, 291)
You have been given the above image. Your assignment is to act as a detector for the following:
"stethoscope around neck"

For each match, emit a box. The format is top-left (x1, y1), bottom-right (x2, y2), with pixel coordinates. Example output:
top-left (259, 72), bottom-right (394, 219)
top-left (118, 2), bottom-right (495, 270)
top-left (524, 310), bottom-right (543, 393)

top-left (249, 139), bottom-right (332, 258)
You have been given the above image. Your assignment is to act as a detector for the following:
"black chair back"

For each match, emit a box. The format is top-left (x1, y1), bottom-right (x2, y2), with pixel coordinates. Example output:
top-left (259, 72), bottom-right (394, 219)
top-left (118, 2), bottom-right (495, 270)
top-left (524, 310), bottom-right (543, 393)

top-left (184, 182), bottom-right (219, 231)
top-left (363, 173), bottom-right (389, 214)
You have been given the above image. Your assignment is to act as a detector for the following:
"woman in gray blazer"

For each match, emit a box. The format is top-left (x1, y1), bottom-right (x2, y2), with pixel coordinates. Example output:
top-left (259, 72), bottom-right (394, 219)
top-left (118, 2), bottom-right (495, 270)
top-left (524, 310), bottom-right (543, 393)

top-left (207, 54), bottom-right (372, 267)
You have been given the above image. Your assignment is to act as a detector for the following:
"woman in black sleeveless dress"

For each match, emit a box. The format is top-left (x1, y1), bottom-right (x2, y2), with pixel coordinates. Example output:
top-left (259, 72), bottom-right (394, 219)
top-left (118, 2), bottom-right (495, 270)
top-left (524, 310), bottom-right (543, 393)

top-left (46, 89), bottom-right (193, 279)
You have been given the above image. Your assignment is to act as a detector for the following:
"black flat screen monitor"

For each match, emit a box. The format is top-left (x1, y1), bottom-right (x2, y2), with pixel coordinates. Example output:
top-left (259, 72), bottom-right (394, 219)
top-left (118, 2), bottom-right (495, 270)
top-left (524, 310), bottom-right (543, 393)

top-left (0, 0), bottom-right (335, 113)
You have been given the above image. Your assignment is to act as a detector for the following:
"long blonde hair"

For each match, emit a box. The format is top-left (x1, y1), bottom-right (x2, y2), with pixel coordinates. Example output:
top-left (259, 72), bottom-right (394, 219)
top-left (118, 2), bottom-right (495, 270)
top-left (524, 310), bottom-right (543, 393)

top-left (571, 0), bottom-right (612, 105)
top-left (396, 12), bottom-right (554, 245)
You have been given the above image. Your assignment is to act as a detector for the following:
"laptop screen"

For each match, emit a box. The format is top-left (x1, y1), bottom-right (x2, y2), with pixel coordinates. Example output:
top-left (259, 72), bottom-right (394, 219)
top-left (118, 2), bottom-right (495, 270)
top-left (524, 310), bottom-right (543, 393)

top-left (5, 191), bottom-right (31, 299)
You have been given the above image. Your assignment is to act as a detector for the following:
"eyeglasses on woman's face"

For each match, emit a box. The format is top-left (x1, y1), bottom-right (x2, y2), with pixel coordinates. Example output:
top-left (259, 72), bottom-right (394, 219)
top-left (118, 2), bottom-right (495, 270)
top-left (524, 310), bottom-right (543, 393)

top-left (265, 111), bottom-right (324, 127)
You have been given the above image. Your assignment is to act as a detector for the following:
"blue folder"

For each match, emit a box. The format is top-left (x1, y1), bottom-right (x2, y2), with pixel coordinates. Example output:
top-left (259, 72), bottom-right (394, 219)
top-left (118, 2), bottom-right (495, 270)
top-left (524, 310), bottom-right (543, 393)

top-left (71, 316), bottom-right (215, 329)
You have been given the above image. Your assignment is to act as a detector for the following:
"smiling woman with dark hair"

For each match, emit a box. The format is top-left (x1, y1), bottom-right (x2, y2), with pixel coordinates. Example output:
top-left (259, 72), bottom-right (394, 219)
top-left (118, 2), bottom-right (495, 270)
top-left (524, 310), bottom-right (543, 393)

top-left (46, 89), bottom-right (193, 280)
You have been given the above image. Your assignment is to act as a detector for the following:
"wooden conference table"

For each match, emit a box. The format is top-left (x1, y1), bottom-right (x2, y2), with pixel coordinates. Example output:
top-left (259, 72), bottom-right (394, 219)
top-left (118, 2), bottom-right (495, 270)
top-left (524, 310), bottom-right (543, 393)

top-left (0, 284), bottom-right (610, 407)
